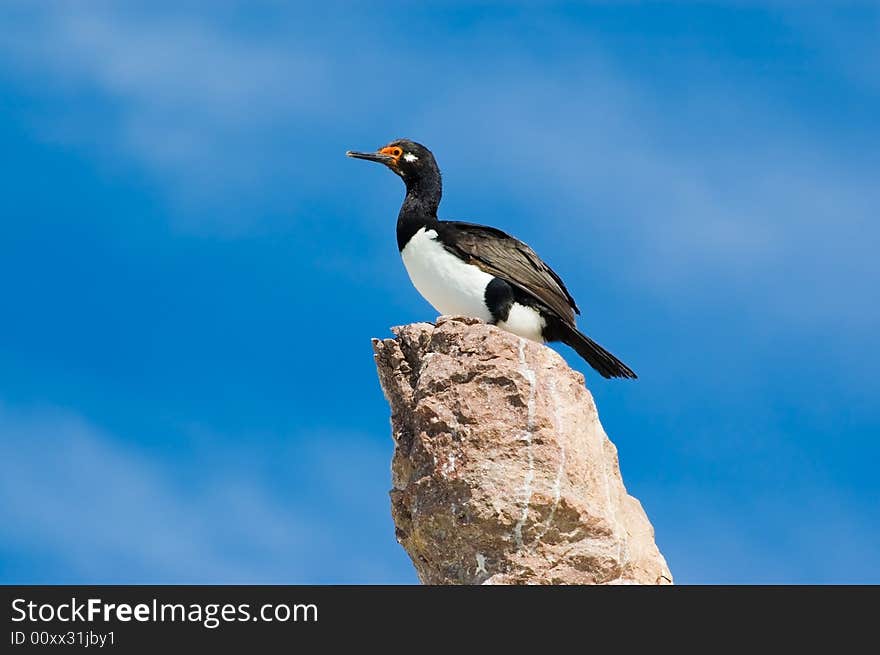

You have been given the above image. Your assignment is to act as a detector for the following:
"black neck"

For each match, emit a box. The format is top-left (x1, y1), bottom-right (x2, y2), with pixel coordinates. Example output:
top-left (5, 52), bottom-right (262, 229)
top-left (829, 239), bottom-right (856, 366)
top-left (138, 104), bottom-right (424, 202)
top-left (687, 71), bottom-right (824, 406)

top-left (396, 174), bottom-right (442, 251)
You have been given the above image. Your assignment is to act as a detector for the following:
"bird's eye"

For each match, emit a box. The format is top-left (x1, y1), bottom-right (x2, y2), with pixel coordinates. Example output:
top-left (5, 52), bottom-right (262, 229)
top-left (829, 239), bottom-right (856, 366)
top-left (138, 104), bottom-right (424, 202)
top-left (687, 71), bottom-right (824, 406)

top-left (380, 145), bottom-right (405, 159)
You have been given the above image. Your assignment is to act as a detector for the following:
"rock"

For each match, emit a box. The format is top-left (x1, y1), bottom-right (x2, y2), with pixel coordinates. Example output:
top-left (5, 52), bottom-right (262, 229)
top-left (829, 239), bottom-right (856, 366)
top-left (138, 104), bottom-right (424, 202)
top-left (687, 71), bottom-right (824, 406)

top-left (372, 315), bottom-right (672, 585)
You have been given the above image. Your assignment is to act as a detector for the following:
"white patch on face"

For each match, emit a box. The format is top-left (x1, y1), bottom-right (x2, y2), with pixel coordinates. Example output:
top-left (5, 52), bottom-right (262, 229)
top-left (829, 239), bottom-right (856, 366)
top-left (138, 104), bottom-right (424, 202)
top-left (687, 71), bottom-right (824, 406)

top-left (403, 152), bottom-right (418, 162)
top-left (498, 303), bottom-right (546, 343)
top-left (400, 227), bottom-right (494, 322)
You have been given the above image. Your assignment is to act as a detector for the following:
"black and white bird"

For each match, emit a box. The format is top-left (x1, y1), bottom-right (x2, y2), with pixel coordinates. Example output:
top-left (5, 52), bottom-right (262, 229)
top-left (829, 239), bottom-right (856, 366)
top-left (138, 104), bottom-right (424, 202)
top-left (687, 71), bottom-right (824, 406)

top-left (347, 139), bottom-right (637, 379)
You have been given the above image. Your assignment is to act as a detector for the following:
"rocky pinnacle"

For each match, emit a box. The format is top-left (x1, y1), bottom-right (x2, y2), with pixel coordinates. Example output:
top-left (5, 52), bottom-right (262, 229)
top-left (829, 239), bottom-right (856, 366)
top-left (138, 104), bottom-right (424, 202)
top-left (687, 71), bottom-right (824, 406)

top-left (372, 315), bottom-right (672, 585)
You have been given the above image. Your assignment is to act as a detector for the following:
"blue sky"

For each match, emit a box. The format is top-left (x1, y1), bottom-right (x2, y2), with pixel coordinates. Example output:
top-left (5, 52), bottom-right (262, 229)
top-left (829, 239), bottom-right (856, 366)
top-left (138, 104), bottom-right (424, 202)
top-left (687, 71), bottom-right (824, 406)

top-left (1, 1), bottom-right (878, 584)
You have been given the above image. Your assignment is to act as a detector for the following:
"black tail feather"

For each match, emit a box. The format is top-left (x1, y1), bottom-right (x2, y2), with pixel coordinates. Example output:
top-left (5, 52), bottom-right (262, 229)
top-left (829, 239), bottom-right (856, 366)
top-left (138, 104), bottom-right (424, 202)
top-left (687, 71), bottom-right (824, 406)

top-left (556, 322), bottom-right (637, 379)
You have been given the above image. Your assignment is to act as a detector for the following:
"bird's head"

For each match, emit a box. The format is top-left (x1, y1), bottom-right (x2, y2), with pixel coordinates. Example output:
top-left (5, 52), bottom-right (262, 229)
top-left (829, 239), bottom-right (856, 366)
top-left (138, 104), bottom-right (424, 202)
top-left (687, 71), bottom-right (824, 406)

top-left (346, 139), bottom-right (439, 187)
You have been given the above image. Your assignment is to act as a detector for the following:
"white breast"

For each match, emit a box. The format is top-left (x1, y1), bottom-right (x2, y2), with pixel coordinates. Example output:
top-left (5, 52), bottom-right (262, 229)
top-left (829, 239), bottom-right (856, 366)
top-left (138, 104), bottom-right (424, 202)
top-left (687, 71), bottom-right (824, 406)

top-left (400, 227), bottom-right (495, 322)
top-left (498, 303), bottom-right (546, 343)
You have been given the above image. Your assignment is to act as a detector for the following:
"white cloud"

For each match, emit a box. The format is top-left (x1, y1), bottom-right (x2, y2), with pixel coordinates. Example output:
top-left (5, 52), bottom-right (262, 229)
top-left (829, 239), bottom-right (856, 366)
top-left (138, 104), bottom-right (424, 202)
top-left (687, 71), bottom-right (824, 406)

top-left (0, 2), bottom-right (332, 227)
top-left (0, 2), bottom-right (876, 331)
top-left (0, 402), bottom-right (407, 583)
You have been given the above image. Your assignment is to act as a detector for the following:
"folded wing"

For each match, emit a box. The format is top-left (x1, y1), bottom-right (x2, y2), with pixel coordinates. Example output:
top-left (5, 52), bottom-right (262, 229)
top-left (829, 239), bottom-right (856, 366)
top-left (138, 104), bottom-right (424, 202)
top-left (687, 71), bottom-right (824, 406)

top-left (436, 221), bottom-right (580, 324)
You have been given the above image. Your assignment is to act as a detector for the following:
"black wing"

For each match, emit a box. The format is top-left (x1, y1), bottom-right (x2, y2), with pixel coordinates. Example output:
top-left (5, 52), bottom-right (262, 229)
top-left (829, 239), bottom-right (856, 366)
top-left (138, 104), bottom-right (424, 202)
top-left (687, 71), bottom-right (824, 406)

top-left (436, 221), bottom-right (580, 324)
